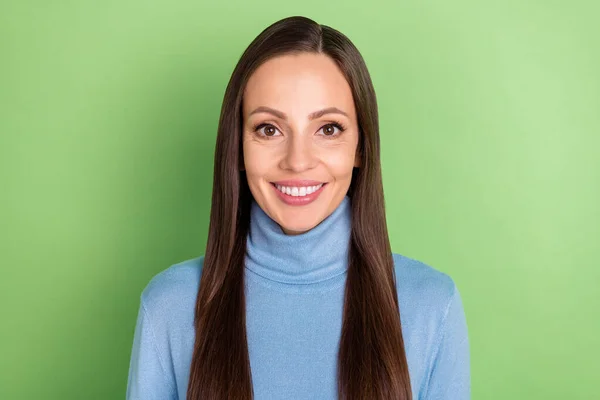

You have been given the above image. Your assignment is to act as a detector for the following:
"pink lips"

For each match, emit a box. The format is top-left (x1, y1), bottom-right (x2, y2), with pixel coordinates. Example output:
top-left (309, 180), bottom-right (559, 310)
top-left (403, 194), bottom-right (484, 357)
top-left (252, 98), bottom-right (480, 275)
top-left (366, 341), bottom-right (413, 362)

top-left (270, 181), bottom-right (327, 206)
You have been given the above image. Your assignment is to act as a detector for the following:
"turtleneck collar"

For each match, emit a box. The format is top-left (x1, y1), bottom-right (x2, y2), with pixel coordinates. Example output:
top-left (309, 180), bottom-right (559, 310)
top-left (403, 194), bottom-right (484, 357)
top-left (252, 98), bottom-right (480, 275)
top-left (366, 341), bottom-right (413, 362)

top-left (245, 195), bottom-right (352, 287)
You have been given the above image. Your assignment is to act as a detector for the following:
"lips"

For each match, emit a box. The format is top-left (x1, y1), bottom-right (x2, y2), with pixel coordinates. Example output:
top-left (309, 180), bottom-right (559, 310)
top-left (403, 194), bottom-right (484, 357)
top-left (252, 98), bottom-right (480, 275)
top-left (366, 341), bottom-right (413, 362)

top-left (270, 181), bottom-right (328, 206)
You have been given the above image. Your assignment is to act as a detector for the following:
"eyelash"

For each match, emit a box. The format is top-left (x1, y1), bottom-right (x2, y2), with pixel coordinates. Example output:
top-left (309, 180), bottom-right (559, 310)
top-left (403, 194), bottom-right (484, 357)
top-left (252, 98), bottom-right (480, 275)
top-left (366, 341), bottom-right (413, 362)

top-left (252, 121), bottom-right (347, 139)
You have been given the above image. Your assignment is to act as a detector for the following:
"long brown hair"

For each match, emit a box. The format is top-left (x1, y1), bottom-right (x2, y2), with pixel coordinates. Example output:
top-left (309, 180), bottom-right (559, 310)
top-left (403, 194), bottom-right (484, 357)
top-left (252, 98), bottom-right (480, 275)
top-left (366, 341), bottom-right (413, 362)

top-left (187, 16), bottom-right (412, 400)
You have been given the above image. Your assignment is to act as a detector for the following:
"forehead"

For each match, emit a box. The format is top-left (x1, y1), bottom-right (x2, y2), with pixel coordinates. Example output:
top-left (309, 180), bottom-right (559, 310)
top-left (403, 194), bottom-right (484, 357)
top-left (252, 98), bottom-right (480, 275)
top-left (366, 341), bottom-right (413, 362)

top-left (242, 52), bottom-right (355, 119)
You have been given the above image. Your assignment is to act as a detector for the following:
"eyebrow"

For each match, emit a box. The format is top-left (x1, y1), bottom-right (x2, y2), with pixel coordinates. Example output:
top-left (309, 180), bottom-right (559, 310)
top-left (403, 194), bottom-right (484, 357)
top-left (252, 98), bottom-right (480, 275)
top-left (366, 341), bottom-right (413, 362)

top-left (248, 106), bottom-right (349, 121)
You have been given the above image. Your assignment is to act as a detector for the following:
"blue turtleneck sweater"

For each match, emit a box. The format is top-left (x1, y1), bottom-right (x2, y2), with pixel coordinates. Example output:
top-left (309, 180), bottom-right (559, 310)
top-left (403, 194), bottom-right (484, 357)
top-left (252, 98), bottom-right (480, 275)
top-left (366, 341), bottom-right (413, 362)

top-left (126, 195), bottom-right (470, 399)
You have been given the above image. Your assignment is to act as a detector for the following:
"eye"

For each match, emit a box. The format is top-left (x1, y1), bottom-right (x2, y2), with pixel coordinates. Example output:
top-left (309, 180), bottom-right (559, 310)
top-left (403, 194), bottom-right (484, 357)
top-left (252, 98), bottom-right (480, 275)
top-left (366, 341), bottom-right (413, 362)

top-left (318, 122), bottom-right (346, 137)
top-left (254, 123), bottom-right (282, 138)
top-left (252, 122), bottom-right (347, 139)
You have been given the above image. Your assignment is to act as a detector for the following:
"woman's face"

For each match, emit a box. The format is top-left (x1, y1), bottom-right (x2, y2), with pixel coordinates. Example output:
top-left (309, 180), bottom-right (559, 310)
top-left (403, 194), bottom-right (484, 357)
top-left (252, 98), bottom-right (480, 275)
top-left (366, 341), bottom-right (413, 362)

top-left (242, 52), bottom-right (360, 235)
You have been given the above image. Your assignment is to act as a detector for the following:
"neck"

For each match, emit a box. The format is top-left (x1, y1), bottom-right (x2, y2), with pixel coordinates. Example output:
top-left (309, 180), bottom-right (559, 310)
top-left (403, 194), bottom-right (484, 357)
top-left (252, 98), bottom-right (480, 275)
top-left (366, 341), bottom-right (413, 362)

top-left (245, 196), bottom-right (352, 285)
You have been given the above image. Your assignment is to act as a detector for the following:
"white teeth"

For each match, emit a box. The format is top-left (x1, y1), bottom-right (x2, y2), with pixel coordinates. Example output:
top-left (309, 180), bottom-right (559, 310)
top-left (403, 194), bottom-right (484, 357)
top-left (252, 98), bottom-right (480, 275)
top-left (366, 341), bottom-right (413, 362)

top-left (275, 183), bottom-right (324, 197)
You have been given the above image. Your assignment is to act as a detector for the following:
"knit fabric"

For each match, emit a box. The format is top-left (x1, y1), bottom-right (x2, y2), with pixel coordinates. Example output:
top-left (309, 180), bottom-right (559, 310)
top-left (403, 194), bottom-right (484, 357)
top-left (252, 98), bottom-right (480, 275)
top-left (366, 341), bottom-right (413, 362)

top-left (126, 195), bottom-right (470, 399)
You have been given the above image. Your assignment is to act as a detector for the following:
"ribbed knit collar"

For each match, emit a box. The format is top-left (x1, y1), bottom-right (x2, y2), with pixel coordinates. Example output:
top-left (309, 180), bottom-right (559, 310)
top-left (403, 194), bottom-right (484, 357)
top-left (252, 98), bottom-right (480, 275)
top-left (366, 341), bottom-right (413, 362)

top-left (245, 195), bottom-right (352, 287)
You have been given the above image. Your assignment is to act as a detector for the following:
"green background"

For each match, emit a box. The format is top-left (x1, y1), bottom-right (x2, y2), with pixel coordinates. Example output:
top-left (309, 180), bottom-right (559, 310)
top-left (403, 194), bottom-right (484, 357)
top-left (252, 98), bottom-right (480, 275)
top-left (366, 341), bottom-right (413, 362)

top-left (1, 0), bottom-right (598, 398)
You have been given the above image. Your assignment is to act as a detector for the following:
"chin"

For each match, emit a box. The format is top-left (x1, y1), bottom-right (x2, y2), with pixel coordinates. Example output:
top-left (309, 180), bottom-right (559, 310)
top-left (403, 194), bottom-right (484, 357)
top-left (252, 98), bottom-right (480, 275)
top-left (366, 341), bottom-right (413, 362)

top-left (280, 225), bottom-right (314, 235)
top-left (276, 214), bottom-right (320, 235)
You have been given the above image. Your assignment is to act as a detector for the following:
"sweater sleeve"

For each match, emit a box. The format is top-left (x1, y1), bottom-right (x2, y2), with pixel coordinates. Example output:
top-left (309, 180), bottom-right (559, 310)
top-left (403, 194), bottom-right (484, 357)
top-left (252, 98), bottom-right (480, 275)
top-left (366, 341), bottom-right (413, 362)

top-left (423, 284), bottom-right (471, 400)
top-left (126, 299), bottom-right (177, 400)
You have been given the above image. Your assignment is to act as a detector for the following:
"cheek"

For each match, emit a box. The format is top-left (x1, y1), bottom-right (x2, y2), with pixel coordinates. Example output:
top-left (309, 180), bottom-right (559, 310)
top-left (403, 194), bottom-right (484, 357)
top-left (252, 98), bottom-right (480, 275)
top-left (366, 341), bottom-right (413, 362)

top-left (321, 145), bottom-right (358, 178)
top-left (243, 140), bottom-right (272, 180)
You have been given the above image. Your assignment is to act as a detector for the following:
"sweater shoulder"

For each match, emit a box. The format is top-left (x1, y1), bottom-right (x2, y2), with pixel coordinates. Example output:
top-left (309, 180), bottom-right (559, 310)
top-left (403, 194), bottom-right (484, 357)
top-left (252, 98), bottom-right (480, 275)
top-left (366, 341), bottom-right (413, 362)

top-left (140, 255), bottom-right (205, 317)
top-left (391, 253), bottom-right (468, 397)
top-left (391, 252), bottom-right (457, 314)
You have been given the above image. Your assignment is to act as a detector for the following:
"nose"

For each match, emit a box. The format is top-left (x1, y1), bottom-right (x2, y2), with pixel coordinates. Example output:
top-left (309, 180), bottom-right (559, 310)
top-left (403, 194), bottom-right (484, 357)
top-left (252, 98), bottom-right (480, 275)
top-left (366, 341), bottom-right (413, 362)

top-left (279, 134), bottom-right (317, 172)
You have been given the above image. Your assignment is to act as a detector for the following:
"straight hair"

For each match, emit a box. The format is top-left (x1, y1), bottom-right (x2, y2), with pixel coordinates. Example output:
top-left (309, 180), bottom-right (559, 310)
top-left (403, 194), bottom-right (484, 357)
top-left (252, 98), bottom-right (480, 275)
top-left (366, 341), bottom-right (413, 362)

top-left (187, 16), bottom-right (412, 400)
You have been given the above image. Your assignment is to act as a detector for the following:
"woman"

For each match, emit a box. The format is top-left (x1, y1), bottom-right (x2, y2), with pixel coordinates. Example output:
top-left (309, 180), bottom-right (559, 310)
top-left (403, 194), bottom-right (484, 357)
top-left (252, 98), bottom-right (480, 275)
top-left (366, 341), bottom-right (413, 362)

top-left (127, 16), bottom-right (469, 400)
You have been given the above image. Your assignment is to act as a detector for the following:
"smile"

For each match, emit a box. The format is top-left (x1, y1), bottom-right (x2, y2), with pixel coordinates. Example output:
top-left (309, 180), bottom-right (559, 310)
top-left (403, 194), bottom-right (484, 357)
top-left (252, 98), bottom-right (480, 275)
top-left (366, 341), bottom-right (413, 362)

top-left (274, 183), bottom-right (324, 197)
top-left (270, 182), bottom-right (328, 206)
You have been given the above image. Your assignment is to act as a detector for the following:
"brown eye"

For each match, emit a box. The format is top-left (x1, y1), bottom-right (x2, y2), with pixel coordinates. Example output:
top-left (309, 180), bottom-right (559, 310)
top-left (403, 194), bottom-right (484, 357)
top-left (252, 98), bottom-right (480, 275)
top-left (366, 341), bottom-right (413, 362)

top-left (323, 124), bottom-right (336, 136)
top-left (264, 125), bottom-right (276, 136)
top-left (319, 123), bottom-right (345, 137)
top-left (254, 123), bottom-right (281, 138)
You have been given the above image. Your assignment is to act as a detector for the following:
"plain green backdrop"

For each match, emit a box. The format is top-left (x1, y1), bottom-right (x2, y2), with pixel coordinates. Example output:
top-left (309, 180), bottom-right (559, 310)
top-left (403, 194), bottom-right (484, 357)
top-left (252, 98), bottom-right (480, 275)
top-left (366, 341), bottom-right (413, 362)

top-left (1, 0), bottom-right (598, 398)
